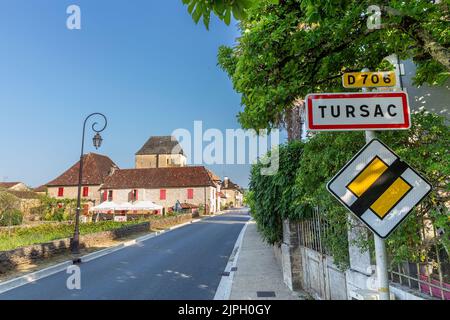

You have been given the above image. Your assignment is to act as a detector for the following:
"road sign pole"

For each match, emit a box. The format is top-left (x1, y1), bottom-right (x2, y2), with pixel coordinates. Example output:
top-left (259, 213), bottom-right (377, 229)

top-left (374, 234), bottom-right (390, 299)
top-left (361, 68), bottom-right (391, 300)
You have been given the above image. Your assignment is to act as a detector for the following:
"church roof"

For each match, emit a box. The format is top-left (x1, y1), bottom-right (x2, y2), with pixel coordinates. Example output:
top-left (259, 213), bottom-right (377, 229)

top-left (135, 136), bottom-right (184, 155)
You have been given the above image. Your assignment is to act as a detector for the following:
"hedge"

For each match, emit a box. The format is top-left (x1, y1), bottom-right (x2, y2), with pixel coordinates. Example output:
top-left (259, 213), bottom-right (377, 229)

top-left (249, 111), bottom-right (449, 269)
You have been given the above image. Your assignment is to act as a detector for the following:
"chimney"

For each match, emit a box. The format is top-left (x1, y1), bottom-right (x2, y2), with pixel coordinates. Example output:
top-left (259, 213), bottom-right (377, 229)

top-left (224, 177), bottom-right (229, 188)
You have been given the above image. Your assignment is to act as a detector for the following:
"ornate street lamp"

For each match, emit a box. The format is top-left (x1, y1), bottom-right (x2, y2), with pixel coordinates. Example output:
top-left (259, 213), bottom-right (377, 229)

top-left (71, 113), bottom-right (107, 255)
top-left (93, 132), bottom-right (103, 149)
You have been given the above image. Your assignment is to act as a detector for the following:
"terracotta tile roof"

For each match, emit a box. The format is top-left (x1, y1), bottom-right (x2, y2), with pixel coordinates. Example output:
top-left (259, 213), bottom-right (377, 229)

top-left (221, 179), bottom-right (242, 191)
top-left (101, 166), bottom-right (215, 189)
top-left (0, 182), bottom-right (21, 189)
top-left (136, 136), bottom-right (184, 155)
top-left (46, 153), bottom-right (118, 186)
top-left (33, 185), bottom-right (47, 193)
top-left (206, 169), bottom-right (221, 182)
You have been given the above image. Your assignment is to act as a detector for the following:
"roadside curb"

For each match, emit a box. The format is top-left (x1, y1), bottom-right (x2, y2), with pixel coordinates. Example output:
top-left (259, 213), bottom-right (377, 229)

top-left (0, 260), bottom-right (73, 295)
top-left (0, 217), bottom-right (205, 295)
top-left (214, 217), bottom-right (251, 300)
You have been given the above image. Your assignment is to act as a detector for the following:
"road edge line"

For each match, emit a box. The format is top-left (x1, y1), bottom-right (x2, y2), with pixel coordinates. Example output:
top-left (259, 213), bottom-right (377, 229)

top-left (213, 217), bottom-right (251, 300)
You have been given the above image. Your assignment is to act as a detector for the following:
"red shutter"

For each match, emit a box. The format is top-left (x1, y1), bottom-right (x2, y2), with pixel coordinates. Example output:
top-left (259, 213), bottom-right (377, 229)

top-left (187, 189), bottom-right (194, 200)
top-left (58, 187), bottom-right (64, 197)
top-left (82, 186), bottom-right (89, 197)
top-left (103, 190), bottom-right (107, 201)
top-left (160, 189), bottom-right (166, 200)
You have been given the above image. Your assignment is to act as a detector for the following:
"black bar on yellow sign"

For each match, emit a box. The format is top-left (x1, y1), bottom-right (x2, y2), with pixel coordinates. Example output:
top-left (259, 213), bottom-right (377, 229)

top-left (349, 158), bottom-right (411, 219)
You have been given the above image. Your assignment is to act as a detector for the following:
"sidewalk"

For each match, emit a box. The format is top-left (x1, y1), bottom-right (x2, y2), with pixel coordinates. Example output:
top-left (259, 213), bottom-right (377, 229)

top-left (229, 220), bottom-right (306, 300)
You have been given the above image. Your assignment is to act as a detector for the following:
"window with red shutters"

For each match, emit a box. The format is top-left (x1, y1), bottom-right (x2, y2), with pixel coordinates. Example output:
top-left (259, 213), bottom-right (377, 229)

top-left (58, 187), bottom-right (64, 197)
top-left (82, 186), bottom-right (89, 197)
top-left (160, 189), bottom-right (166, 200)
top-left (187, 188), bottom-right (194, 199)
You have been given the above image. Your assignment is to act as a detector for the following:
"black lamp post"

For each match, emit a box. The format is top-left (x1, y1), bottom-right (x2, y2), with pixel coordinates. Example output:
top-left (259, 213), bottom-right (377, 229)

top-left (71, 113), bottom-right (107, 255)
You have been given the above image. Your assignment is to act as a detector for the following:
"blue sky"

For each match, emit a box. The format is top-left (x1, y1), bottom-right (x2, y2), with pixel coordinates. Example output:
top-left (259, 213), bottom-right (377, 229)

top-left (0, 1), bottom-right (279, 188)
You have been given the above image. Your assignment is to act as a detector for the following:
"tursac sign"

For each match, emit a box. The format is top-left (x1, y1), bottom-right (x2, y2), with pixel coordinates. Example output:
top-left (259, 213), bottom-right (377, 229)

top-left (305, 92), bottom-right (410, 131)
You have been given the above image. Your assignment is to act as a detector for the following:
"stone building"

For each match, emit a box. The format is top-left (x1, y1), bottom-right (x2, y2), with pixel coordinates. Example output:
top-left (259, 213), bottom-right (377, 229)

top-left (45, 153), bottom-right (119, 208)
top-left (135, 136), bottom-right (187, 169)
top-left (0, 182), bottom-right (29, 192)
top-left (220, 177), bottom-right (243, 208)
top-left (100, 166), bottom-right (218, 214)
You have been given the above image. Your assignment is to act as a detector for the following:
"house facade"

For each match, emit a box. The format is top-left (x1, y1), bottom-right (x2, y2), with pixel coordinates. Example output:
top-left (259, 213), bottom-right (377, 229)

top-left (220, 177), bottom-right (243, 208)
top-left (100, 166), bottom-right (218, 214)
top-left (45, 153), bottom-right (118, 208)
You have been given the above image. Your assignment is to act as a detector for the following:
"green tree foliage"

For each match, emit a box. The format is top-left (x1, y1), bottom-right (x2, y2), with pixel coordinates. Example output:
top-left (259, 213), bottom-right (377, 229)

top-left (249, 140), bottom-right (304, 243)
top-left (34, 195), bottom-right (83, 222)
top-left (249, 112), bottom-right (449, 269)
top-left (181, 0), bottom-right (278, 29)
top-left (217, 0), bottom-right (449, 131)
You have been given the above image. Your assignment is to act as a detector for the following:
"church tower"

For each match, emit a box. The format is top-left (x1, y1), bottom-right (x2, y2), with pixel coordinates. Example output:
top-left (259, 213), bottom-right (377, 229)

top-left (135, 136), bottom-right (187, 169)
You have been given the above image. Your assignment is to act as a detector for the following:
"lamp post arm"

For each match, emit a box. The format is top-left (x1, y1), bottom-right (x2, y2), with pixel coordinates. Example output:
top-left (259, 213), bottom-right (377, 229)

top-left (71, 113), bottom-right (107, 255)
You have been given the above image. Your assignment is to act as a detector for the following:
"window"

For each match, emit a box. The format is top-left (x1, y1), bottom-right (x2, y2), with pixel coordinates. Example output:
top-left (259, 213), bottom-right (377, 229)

top-left (82, 186), bottom-right (89, 197)
top-left (187, 188), bottom-right (194, 200)
top-left (160, 189), bottom-right (166, 200)
top-left (58, 187), bottom-right (64, 197)
top-left (108, 190), bottom-right (113, 201)
top-left (132, 189), bottom-right (138, 201)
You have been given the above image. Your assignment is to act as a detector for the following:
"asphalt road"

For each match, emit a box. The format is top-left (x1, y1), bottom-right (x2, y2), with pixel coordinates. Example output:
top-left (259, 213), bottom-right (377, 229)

top-left (0, 210), bottom-right (250, 300)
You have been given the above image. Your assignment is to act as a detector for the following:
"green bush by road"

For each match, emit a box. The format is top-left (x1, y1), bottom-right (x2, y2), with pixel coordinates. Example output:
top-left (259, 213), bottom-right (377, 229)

top-left (0, 220), bottom-right (146, 251)
top-left (249, 111), bottom-right (449, 269)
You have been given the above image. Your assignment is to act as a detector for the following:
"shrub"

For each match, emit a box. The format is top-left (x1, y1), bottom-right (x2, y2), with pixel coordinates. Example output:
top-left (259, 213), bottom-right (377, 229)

top-left (248, 111), bottom-right (449, 270)
top-left (0, 209), bottom-right (24, 227)
top-left (0, 219), bottom-right (148, 251)
top-left (249, 140), bottom-right (304, 244)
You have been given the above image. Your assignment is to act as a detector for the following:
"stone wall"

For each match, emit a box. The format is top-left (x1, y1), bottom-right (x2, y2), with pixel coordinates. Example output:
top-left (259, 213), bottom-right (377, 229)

top-left (150, 212), bottom-right (199, 230)
top-left (135, 154), bottom-right (187, 169)
top-left (0, 213), bottom-right (198, 274)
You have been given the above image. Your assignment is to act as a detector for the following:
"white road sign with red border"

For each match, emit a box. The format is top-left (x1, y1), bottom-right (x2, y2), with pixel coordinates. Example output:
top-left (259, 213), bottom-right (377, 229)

top-left (305, 92), bottom-right (410, 131)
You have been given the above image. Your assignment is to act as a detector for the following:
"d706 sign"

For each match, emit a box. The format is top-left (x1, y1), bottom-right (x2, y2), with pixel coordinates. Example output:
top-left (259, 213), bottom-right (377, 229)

top-left (343, 71), bottom-right (396, 88)
top-left (305, 92), bottom-right (410, 131)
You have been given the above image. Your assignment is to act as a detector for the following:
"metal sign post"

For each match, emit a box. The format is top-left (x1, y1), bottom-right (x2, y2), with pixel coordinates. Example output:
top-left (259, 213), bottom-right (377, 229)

top-left (361, 68), bottom-right (390, 300)
top-left (308, 62), bottom-right (430, 300)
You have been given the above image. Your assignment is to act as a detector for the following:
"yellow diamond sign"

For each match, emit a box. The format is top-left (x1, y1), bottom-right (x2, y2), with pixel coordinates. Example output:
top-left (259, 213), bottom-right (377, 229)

top-left (327, 139), bottom-right (432, 239)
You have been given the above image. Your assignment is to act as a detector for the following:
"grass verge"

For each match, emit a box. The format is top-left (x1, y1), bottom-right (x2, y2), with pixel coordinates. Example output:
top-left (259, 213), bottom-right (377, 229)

top-left (0, 220), bottom-right (147, 251)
